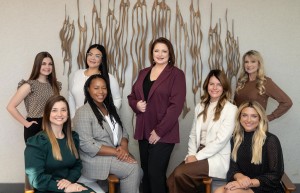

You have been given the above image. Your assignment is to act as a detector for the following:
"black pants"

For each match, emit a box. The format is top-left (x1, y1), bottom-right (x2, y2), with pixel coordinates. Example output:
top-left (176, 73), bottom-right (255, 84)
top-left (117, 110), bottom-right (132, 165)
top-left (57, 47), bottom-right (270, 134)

top-left (24, 117), bottom-right (43, 142)
top-left (139, 139), bottom-right (175, 193)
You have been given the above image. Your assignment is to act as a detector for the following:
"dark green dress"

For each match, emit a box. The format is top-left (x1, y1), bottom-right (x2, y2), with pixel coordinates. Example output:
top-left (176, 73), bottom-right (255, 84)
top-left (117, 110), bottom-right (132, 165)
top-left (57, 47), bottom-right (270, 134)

top-left (25, 131), bottom-right (94, 193)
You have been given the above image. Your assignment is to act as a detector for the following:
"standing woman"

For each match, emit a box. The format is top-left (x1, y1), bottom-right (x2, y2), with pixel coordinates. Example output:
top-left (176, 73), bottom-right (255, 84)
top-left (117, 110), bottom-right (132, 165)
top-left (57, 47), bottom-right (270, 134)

top-left (234, 50), bottom-right (292, 121)
top-left (7, 51), bottom-right (61, 142)
top-left (214, 101), bottom-right (284, 193)
top-left (167, 70), bottom-right (237, 193)
top-left (25, 95), bottom-right (94, 193)
top-left (73, 74), bottom-right (140, 193)
top-left (69, 44), bottom-right (121, 118)
top-left (128, 37), bottom-right (186, 193)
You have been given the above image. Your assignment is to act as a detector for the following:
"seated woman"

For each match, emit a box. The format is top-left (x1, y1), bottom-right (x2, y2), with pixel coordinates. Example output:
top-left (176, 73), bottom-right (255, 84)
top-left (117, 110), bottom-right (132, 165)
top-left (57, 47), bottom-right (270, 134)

top-left (25, 95), bottom-right (94, 193)
top-left (73, 74), bottom-right (140, 193)
top-left (167, 69), bottom-right (237, 193)
top-left (214, 101), bottom-right (284, 193)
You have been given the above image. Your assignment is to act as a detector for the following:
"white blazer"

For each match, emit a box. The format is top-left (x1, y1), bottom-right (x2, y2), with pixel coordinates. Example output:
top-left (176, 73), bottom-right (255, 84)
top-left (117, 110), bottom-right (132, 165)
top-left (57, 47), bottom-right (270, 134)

top-left (186, 101), bottom-right (237, 179)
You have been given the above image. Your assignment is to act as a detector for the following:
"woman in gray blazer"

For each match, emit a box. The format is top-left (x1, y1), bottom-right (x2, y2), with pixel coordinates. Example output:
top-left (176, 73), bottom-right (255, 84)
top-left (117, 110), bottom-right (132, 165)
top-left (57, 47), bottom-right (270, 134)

top-left (73, 74), bottom-right (140, 193)
top-left (167, 70), bottom-right (237, 193)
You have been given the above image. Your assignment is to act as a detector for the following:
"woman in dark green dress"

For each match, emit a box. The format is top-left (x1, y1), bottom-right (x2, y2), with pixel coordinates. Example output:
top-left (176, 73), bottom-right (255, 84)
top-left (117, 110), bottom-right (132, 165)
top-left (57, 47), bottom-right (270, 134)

top-left (25, 95), bottom-right (94, 193)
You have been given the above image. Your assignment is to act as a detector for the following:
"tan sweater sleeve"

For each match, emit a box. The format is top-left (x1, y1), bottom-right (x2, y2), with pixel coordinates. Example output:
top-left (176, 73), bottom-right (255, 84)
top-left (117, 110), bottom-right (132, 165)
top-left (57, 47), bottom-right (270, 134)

top-left (265, 78), bottom-right (293, 121)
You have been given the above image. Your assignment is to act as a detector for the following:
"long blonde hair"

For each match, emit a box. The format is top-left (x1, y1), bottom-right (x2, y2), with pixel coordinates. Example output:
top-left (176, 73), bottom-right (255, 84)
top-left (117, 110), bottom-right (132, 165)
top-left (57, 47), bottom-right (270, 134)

top-left (43, 95), bottom-right (79, 160)
top-left (231, 101), bottom-right (268, 164)
top-left (198, 70), bottom-right (231, 121)
top-left (235, 50), bottom-right (266, 95)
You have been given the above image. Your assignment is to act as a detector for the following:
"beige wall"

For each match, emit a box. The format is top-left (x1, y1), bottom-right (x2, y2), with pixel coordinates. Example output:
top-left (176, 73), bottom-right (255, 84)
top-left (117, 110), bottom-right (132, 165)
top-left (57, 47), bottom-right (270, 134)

top-left (1, 0), bottom-right (299, 183)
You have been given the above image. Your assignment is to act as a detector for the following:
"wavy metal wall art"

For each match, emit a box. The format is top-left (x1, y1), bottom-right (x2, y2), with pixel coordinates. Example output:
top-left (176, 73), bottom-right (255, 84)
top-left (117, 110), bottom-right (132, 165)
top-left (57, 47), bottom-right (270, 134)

top-left (59, 5), bottom-right (75, 77)
top-left (130, 0), bottom-right (148, 83)
top-left (59, 0), bottom-right (242, 118)
top-left (225, 9), bottom-right (240, 89)
top-left (76, 0), bottom-right (88, 69)
top-left (208, 3), bottom-right (224, 72)
top-left (189, 0), bottom-right (203, 104)
top-left (175, 0), bottom-right (190, 118)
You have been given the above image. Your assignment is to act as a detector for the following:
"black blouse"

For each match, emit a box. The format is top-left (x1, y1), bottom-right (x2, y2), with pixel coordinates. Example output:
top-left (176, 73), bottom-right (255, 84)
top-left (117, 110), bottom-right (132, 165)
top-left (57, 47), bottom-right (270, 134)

top-left (227, 131), bottom-right (284, 193)
top-left (143, 70), bottom-right (155, 102)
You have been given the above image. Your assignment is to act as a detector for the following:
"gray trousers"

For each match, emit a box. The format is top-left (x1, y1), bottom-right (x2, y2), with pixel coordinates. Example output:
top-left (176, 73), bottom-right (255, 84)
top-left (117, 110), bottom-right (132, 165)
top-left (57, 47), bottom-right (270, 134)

top-left (79, 158), bottom-right (141, 193)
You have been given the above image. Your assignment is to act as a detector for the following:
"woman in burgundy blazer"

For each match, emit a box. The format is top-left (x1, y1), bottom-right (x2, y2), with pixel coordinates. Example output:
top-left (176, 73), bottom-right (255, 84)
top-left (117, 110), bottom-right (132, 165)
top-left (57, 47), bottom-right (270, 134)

top-left (128, 37), bottom-right (186, 193)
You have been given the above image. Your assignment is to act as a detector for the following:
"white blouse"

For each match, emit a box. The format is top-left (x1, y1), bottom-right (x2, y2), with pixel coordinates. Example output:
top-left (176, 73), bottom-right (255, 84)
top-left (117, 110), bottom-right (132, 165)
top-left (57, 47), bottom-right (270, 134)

top-left (104, 115), bottom-right (119, 146)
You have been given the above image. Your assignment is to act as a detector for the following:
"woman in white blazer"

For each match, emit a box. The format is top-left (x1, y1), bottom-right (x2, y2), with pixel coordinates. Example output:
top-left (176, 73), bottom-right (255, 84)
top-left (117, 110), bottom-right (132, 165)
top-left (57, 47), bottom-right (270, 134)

top-left (167, 70), bottom-right (237, 193)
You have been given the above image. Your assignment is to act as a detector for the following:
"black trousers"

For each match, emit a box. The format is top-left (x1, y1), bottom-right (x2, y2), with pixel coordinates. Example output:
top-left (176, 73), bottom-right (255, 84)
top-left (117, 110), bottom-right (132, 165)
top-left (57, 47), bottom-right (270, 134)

top-left (139, 139), bottom-right (175, 193)
top-left (24, 117), bottom-right (43, 142)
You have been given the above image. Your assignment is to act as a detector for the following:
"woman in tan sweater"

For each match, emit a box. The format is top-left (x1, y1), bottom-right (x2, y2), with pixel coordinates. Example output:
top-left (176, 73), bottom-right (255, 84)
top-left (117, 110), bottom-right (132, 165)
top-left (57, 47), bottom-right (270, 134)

top-left (234, 50), bottom-right (292, 121)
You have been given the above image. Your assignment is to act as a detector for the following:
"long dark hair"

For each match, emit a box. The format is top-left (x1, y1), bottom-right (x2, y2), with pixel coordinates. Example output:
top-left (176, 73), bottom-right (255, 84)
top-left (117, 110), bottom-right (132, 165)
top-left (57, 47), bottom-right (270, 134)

top-left (84, 74), bottom-right (123, 129)
top-left (85, 44), bottom-right (110, 85)
top-left (29, 51), bottom-right (60, 95)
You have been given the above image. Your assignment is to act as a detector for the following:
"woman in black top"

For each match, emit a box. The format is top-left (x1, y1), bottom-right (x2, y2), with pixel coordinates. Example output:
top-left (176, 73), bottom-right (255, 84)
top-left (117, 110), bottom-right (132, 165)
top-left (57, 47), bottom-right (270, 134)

top-left (214, 101), bottom-right (284, 193)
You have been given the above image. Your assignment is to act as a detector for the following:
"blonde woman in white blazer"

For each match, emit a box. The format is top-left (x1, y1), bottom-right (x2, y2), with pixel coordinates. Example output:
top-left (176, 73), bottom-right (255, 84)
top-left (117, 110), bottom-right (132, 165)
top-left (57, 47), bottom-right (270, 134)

top-left (168, 70), bottom-right (237, 193)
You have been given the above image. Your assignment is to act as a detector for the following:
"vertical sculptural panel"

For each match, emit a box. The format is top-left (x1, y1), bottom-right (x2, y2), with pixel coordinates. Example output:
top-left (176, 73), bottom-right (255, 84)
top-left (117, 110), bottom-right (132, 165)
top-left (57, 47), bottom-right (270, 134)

top-left (130, 0), bottom-right (148, 83)
top-left (59, 0), bottom-right (242, 119)
top-left (189, 0), bottom-right (203, 104)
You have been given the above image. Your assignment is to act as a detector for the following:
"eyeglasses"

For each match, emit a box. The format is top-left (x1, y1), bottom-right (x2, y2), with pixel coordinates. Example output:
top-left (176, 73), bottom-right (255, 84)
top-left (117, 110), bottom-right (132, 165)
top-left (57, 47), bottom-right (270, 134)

top-left (87, 53), bottom-right (102, 59)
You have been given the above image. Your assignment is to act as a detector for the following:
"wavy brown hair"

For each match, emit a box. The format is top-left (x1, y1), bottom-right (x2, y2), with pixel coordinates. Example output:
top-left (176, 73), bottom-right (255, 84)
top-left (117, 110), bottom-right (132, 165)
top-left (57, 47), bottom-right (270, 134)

top-left (198, 69), bottom-right (231, 121)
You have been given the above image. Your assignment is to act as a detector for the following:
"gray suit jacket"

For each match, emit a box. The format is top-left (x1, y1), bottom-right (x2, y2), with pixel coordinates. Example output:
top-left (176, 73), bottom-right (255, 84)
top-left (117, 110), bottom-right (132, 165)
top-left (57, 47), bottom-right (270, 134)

top-left (73, 103), bottom-right (129, 180)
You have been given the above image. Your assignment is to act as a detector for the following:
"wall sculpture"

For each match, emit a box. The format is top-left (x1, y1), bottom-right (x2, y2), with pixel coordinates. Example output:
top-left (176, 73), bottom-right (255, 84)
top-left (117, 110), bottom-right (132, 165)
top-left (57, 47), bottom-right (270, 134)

top-left (59, 0), bottom-right (241, 118)
top-left (225, 9), bottom-right (240, 87)
top-left (175, 0), bottom-right (190, 118)
top-left (59, 5), bottom-right (75, 77)
top-left (189, 0), bottom-right (203, 106)
top-left (130, 0), bottom-right (148, 84)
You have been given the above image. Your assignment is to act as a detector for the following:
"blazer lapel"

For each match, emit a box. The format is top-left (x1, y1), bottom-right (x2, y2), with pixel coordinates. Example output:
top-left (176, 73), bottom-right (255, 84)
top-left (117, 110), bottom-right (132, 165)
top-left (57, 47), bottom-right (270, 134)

top-left (148, 65), bottom-right (173, 101)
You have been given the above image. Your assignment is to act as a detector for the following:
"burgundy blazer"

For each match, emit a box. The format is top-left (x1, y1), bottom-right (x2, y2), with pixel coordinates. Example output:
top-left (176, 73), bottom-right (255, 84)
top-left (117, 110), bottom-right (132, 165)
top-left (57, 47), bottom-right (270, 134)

top-left (127, 65), bottom-right (186, 143)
